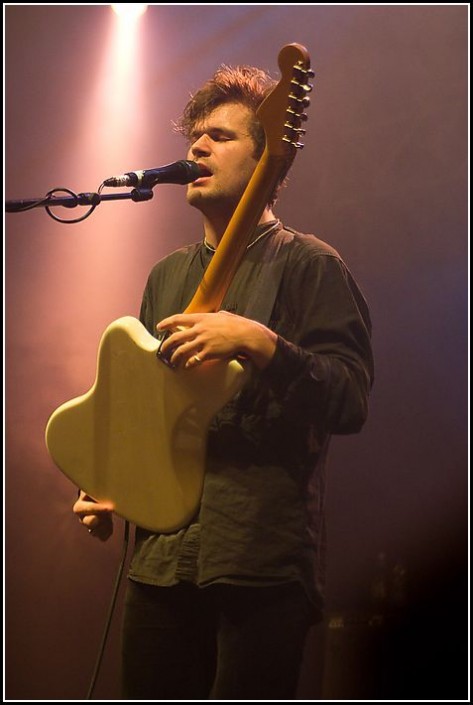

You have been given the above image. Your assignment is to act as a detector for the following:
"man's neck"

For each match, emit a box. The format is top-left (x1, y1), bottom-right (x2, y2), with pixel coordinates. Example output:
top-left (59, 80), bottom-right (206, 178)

top-left (203, 207), bottom-right (276, 249)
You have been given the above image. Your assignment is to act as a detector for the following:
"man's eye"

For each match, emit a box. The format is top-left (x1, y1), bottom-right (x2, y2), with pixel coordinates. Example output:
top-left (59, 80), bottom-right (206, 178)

top-left (189, 131), bottom-right (232, 145)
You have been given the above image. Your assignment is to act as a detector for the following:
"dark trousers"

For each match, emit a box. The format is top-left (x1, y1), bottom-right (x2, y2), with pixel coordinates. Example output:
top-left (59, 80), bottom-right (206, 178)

top-left (122, 579), bottom-right (312, 700)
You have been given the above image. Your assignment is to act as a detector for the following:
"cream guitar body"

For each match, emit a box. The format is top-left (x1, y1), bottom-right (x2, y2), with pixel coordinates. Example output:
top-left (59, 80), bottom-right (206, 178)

top-left (46, 317), bottom-right (248, 532)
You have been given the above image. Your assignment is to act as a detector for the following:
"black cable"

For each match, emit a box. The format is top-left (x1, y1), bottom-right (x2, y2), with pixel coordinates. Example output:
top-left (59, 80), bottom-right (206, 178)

top-left (45, 186), bottom-right (102, 224)
top-left (86, 520), bottom-right (130, 700)
top-left (6, 194), bottom-right (53, 211)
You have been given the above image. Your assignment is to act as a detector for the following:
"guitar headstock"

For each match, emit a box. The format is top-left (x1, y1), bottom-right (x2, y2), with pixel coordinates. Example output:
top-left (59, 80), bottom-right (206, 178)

top-left (257, 43), bottom-right (314, 158)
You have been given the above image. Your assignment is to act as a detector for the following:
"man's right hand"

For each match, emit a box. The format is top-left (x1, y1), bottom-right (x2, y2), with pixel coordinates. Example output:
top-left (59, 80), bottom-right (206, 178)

top-left (73, 491), bottom-right (114, 541)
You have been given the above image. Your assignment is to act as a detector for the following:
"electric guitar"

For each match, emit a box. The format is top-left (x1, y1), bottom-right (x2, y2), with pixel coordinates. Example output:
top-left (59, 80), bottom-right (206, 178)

top-left (45, 44), bottom-right (312, 533)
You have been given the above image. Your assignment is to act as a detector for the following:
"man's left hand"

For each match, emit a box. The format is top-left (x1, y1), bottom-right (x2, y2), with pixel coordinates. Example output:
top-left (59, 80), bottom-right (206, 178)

top-left (157, 311), bottom-right (277, 370)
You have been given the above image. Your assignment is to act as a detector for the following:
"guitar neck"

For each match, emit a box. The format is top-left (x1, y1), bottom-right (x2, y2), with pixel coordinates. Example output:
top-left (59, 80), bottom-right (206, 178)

top-left (184, 148), bottom-right (288, 314)
top-left (185, 43), bottom-right (311, 314)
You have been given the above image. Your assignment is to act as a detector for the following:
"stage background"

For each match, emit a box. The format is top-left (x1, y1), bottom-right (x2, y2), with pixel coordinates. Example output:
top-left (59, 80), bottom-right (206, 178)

top-left (5, 5), bottom-right (468, 700)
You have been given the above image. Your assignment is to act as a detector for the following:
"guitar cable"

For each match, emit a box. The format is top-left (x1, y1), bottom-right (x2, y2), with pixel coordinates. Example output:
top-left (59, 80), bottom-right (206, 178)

top-left (86, 520), bottom-right (130, 700)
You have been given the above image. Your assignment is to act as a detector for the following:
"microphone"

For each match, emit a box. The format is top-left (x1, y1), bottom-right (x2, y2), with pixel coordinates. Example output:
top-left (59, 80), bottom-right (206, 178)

top-left (103, 160), bottom-right (203, 188)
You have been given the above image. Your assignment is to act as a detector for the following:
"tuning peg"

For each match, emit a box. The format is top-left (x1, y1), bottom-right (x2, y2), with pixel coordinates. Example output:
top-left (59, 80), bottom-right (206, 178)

top-left (290, 93), bottom-right (311, 108)
top-left (282, 136), bottom-right (304, 149)
top-left (287, 108), bottom-right (309, 123)
top-left (291, 79), bottom-right (313, 94)
top-left (293, 64), bottom-right (315, 79)
top-left (284, 122), bottom-right (306, 136)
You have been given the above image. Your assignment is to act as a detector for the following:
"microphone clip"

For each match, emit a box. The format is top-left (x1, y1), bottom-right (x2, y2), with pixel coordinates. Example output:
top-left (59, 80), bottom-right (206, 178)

top-left (130, 188), bottom-right (154, 202)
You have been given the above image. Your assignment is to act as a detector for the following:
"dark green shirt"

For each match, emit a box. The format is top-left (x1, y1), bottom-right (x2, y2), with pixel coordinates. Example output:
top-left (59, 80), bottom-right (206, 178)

top-left (128, 223), bottom-right (373, 619)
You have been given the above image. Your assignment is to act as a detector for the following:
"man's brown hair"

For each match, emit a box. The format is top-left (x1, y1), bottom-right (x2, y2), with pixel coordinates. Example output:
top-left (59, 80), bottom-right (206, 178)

top-left (175, 65), bottom-right (276, 160)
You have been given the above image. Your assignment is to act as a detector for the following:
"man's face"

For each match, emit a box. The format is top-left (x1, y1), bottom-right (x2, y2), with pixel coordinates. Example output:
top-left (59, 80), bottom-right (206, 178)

top-left (185, 102), bottom-right (259, 215)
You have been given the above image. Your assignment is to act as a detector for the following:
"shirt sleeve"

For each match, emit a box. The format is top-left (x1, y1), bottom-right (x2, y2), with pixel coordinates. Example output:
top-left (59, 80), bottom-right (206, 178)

top-left (139, 282), bottom-right (153, 333)
top-left (259, 252), bottom-right (374, 435)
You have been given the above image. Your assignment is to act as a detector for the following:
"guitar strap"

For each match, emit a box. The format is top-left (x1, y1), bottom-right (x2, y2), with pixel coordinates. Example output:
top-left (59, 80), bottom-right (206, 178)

top-left (156, 226), bottom-right (295, 338)
top-left (242, 226), bottom-right (294, 327)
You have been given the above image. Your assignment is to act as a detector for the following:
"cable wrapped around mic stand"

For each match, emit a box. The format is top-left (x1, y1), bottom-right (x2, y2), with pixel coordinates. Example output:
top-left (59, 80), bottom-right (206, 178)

top-left (5, 159), bottom-right (203, 224)
top-left (5, 160), bottom-right (202, 696)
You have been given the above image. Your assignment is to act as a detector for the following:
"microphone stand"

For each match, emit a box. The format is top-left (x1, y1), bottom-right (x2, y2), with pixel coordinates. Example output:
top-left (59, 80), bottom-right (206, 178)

top-left (5, 189), bottom-right (154, 211)
top-left (5, 187), bottom-right (154, 223)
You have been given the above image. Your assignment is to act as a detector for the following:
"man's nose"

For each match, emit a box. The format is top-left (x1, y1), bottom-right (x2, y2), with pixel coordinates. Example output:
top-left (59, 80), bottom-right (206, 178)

top-left (190, 134), bottom-right (211, 158)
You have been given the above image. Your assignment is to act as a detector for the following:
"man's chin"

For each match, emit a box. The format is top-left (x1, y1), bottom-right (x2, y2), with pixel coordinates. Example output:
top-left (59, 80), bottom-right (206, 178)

top-left (186, 188), bottom-right (206, 210)
top-left (186, 188), bottom-right (240, 218)
top-left (186, 187), bottom-right (219, 210)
